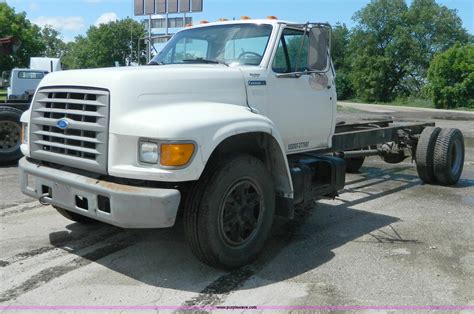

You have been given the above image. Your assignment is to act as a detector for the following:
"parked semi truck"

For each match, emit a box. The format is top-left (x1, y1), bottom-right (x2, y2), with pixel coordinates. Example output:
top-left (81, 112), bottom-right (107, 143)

top-left (0, 58), bottom-right (61, 163)
top-left (19, 19), bottom-right (465, 269)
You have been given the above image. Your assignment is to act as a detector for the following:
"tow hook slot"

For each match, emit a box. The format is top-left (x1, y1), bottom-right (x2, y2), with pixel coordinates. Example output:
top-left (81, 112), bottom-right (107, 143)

top-left (39, 185), bottom-right (53, 205)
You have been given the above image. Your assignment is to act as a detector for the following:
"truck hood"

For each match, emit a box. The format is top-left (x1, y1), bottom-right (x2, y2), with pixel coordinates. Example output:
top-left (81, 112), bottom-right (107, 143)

top-left (37, 64), bottom-right (250, 135)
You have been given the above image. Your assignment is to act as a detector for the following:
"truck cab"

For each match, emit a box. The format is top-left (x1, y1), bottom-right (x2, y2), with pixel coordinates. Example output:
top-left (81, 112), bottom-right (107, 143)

top-left (18, 19), bottom-right (465, 269)
top-left (7, 69), bottom-right (48, 100)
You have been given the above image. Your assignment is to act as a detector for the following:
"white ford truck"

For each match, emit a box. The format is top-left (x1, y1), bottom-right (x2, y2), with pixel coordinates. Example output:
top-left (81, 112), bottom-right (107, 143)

top-left (19, 19), bottom-right (465, 269)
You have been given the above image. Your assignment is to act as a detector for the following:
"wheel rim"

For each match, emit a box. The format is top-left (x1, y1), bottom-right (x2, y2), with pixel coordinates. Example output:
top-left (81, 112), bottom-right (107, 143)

top-left (0, 121), bottom-right (21, 153)
top-left (219, 178), bottom-right (264, 247)
top-left (450, 138), bottom-right (463, 176)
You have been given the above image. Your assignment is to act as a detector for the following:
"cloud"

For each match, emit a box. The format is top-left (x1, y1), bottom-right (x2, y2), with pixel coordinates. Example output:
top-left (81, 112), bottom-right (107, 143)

top-left (32, 16), bottom-right (86, 32)
top-left (28, 2), bottom-right (39, 12)
top-left (95, 12), bottom-right (118, 26)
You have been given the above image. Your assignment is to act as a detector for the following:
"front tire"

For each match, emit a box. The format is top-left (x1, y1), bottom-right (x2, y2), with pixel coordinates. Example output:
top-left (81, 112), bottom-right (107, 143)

top-left (184, 155), bottom-right (275, 269)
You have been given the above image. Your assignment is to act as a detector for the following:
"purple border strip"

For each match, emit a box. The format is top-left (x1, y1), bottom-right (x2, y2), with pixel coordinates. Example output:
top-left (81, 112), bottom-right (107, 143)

top-left (0, 306), bottom-right (473, 311)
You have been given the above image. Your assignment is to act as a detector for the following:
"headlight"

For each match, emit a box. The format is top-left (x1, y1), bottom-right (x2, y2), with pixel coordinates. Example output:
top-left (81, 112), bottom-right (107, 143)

top-left (21, 123), bottom-right (28, 144)
top-left (138, 140), bottom-right (196, 167)
top-left (139, 141), bottom-right (159, 164)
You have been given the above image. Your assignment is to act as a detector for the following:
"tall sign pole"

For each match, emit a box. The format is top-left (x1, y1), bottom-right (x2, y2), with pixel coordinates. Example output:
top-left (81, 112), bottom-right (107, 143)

top-left (147, 14), bottom-right (152, 62)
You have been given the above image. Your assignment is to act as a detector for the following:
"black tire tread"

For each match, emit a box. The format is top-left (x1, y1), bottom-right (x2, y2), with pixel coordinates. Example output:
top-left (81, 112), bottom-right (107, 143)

top-left (184, 154), bottom-right (274, 269)
top-left (345, 157), bottom-right (365, 173)
top-left (416, 127), bottom-right (441, 183)
top-left (433, 128), bottom-right (464, 186)
top-left (0, 106), bottom-right (23, 163)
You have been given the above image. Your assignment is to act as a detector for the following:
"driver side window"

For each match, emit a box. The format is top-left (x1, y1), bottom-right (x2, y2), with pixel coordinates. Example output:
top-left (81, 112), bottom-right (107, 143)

top-left (272, 28), bottom-right (309, 73)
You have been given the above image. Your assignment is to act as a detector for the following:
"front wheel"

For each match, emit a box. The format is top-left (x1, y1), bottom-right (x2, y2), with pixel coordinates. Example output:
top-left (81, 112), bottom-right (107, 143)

top-left (184, 155), bottom-right (275, 269)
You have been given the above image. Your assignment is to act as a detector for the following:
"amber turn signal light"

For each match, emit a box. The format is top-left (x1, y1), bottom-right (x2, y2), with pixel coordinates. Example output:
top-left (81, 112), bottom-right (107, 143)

top-left (160, 143), bottom-right (195, 167)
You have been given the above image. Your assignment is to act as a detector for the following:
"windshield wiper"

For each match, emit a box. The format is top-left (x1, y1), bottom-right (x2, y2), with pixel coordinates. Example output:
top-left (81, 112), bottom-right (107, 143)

top-left (182, 58), bottom-right (228, 66)
top-left (148, 61), bottom-right (165, 65)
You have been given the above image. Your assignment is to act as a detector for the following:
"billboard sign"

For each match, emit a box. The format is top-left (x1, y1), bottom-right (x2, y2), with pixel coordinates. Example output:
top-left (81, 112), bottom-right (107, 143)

top-left (134, 0), bottom-right (203, 15)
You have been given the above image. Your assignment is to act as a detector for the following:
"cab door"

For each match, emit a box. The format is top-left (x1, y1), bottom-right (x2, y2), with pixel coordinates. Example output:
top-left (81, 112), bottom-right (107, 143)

top-left (263, 27), bottom-right (336, 153)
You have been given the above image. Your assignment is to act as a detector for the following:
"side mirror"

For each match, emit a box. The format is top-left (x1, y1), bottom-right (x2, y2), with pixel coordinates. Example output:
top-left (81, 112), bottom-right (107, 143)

top-left (308, 24), bottom-right (331, 72)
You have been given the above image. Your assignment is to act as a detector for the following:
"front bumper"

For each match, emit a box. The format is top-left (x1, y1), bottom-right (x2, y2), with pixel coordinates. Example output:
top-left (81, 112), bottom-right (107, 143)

top-left (19, 158), bottom-right (181, 228)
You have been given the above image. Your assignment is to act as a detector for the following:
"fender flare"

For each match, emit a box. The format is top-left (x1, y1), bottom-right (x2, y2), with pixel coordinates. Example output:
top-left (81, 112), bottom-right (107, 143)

top-left (200, 114), bottom-right (294, 199)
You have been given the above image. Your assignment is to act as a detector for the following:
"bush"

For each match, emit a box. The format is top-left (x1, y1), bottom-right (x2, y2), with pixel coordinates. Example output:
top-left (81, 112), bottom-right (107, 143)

top-left (335, 71), bottom-right (355, 100)
top-left (427, 44), bottom-right (474, 109)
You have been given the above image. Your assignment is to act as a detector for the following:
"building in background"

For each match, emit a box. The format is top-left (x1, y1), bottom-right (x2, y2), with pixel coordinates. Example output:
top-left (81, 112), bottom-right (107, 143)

top-left (134, 0), bottom-right (203, 61)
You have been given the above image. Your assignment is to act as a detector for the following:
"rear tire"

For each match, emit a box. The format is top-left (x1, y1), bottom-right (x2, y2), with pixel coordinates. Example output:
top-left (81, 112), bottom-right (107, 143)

top-left (345, 157), bottom-right (365, 173)
top-left (184, 154), bottom-right (275, 269)
top-left (433, 128), bottom-right (465, 186)
top-left (416, 127), bottom-right (441, 184)
top-left (54, 206), bottom-right (98, 224)
top-left (0, 107), bottom-right (23, 164)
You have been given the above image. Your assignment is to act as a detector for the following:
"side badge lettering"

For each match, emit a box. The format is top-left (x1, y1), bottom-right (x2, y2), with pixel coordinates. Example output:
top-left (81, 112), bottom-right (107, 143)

top-left (248, 80), bottom-right (267, 86)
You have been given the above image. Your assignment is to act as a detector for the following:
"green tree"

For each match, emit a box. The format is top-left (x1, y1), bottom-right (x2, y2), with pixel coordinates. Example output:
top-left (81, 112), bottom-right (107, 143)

top-left (403, 0), bottom-right (470, 94)
top-left (349, 0), bottom-right (411, 102)
top-left (331, 23), bottom-right (351, 71)
top-left (40, 26), bottom-right (68, 59)
top-left (62, 18), bottom-right (146, 69)
top-left (427, 44), bottom-right (474, 109)
top-left (348, 0), bottom-right (469, 102)
top-left (0, 3), bottom-right (45, 72)
top-left (331, 23), bottom-right (354, 100)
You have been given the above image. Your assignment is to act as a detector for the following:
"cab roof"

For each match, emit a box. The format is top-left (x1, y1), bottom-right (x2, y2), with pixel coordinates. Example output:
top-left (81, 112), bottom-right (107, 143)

top-left (188, 19), bottom-right (295, 29)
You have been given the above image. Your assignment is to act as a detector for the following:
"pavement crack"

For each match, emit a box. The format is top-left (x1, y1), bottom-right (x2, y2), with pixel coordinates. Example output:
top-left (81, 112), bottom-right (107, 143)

top-left (178, 205), bottom-right (314, 311)
top-left (0, 238), bottom-right (137, 303)
top-left (1, 203), bottom-right (44, 217)
top-left (181, 266), bottom-right (256, 309)
top-left (1, 228), bottom-right (121, 267)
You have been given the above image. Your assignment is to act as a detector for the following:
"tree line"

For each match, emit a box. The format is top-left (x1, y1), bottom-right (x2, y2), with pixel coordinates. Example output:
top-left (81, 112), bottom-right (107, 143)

top-left (331, 0), bottom-right (473, 108)
top-left (1, 0), bottom-right (472, 108)
top-left (0, 3), bottom-right (146, 73)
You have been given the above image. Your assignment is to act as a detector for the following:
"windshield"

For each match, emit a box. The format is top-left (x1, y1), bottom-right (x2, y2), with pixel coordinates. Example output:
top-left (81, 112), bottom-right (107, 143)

top-left (151, 24), bottom-right (273, 66)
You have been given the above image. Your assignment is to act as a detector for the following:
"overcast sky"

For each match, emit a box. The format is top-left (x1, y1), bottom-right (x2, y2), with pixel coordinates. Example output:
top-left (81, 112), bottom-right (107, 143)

top-left (5, 0), bottom-right (473, 42)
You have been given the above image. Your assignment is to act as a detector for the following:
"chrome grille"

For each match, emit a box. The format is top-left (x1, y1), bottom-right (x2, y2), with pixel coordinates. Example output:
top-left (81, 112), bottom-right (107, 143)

top-left (30, 87), bottom-right (109, 174)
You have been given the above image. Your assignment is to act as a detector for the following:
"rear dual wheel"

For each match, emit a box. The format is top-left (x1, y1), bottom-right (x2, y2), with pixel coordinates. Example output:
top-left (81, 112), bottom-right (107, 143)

top-left (433, 128), bottom-right (465, 185)
top-left (416, 127), bottom-right (464, 185)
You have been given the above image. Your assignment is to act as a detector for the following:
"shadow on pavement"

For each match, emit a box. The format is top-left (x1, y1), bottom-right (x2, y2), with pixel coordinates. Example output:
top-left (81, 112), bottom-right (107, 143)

top-left (46, 165), bottom-right (432, 294)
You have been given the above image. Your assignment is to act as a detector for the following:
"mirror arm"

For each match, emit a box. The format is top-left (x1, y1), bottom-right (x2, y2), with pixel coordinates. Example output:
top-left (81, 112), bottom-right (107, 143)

top-left (275, 72), bottom-right (303, 78)
top-left (294, 24), bottom-right (309, 73)
top-left (276, 69), bottom-right (330, 78)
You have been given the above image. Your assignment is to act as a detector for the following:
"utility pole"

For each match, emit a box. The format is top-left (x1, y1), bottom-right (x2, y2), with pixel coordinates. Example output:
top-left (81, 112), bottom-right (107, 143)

top-left (147, 14), bottom-right (152, 63)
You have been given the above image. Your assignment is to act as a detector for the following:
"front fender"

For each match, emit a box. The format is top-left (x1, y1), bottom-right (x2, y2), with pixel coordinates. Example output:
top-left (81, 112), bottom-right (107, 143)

top-left (108, 102), bottom-right (293, 196)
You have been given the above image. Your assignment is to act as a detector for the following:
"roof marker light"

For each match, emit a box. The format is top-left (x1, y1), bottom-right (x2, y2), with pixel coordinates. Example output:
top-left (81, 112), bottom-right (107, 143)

top-left (240, 16), bottom-right (251, 20)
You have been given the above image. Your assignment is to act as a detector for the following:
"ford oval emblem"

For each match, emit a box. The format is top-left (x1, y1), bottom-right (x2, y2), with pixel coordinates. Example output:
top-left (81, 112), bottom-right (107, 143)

top-left (56, 119), bottom-right (70, 130)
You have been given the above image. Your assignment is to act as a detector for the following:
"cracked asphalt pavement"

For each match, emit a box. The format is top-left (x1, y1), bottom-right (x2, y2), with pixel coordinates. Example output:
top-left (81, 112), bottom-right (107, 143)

top-left (1, 106), bottom-right (473, 308)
